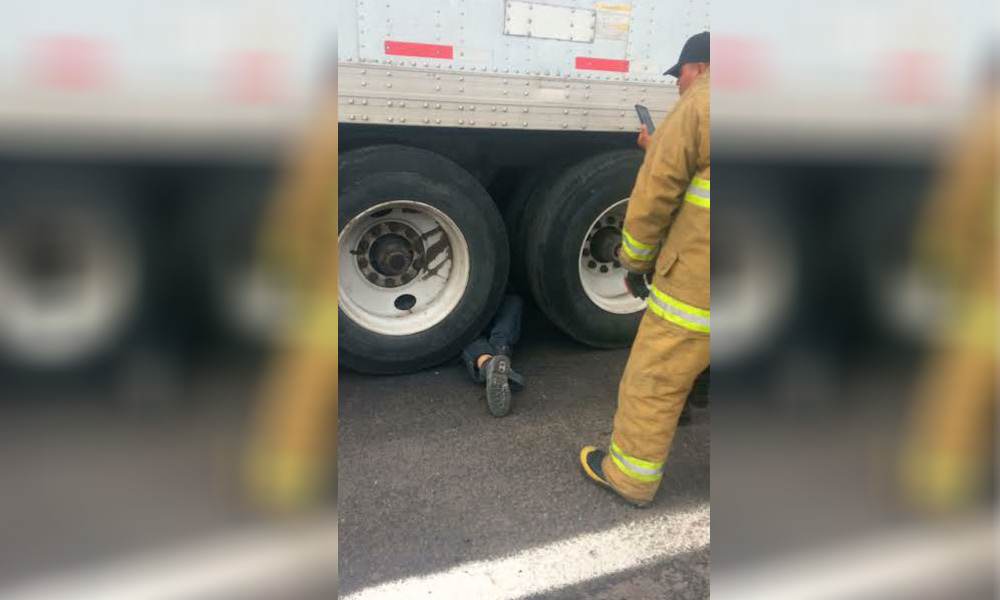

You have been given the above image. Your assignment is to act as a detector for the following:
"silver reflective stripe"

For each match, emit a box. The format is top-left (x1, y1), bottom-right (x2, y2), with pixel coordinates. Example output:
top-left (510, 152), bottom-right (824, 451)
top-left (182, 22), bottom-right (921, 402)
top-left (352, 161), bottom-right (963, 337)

top-left (687, 185), bottom-right (709, 201)
top-left (623, 239), bottom-right (656, 259)
top-left (610, 445), bottom-right (662, 478)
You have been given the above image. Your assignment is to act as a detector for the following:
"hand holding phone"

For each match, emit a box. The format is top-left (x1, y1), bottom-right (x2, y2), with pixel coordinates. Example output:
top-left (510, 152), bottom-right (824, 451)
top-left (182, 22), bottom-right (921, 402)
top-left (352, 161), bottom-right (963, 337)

top-left (634, 104), bottom-right (655, 135)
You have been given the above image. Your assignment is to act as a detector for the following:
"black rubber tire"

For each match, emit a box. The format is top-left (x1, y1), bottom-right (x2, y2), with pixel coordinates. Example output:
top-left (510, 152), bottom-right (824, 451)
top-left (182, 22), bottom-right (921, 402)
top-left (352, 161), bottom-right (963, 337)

top-left (524, 150), bottom-right (645, 348)
top-left (339, 146), bottom-right (509, 374)
top-left (848, 170), bottom-right (934, 347)
top-left (502, 164), bottom-right (577, 294)
top-left (0, 168), bottom-right (143, 377)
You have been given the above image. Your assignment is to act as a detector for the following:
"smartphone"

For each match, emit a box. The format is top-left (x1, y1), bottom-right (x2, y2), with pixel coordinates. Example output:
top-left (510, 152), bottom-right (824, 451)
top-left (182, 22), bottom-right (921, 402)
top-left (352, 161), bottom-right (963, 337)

top-left (634, 104), bottom-right (655, 134)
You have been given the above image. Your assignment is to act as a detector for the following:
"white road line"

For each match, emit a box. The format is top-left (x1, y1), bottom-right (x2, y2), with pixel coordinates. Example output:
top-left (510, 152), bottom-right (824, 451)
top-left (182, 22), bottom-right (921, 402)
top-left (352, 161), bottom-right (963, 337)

top-left (712, 514), bottom-right (996, 600)
top-left (0, 517), bottom-right (338, 600)
top-left (343, 503), bottom-right (711, 600)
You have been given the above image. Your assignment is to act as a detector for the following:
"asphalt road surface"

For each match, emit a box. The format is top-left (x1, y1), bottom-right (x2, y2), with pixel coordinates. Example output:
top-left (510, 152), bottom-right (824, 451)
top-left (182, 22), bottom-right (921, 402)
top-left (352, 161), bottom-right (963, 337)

top-left (1, 306), bottom-right (992, 599)
top-left (0, 303), bottom-right (707, 600)
top-left (0, 361), bottom-right (337, 600)
top-left (338, 306), bottom-right (711, 599)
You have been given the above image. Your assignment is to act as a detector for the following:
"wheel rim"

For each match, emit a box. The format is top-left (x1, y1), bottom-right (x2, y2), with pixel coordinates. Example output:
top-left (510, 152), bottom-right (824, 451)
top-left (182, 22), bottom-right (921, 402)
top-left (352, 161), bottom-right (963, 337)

top-left (711, 209), bottom-right (796, 364)
top-left (578, 198), bottom-right (646, 315)
top-left (0, 210), bottom-right (139, 367)
top-left (221, 266), bottom-right (298, 344)
top-left (338, 200), bottom-right (470, 336)
top-left (867, 260), bottom-right (949, 344)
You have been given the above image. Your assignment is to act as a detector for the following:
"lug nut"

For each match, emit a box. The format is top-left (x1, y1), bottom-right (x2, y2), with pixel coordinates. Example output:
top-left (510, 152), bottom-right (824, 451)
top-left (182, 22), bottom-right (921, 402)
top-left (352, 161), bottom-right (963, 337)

top-left (367, 273), bottom-right (379, 283)
top-left (613, 260), bottom-right (621, 268)
top-left (588, 260), bottom-right (597, 269)
top-left (600, 265), bottom-right (609, 273)
top-left (358, 258), bottom-right (369, 269)
top-left (582, 248), bottom-right (590, 257)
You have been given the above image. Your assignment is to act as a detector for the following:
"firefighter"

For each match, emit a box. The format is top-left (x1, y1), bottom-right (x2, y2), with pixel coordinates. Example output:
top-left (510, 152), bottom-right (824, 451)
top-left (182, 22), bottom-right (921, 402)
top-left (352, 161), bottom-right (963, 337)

top-left (899, 55), bottom-right (996, 514)
top-left (245, 90), bottom-right (339, 512)
top-left (580, 32), bottom-right (710, 507)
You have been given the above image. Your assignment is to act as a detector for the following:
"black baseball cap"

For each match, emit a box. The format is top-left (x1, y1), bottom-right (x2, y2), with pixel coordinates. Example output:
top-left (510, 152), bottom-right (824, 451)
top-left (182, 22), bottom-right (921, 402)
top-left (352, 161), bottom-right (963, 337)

top-left (664, 32), bottom-right (710, 77)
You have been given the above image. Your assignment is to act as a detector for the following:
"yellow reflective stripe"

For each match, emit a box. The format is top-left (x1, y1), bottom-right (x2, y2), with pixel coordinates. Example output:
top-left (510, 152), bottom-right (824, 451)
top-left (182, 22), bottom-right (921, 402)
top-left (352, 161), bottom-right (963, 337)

top-left (621, 229), bottom-right (658, 262)
top-left (610, 440), bottom-right (663, 483)
top-left (611, 440), bottom-right (663, 471)
top-left (685, 192), bottom-right (710, 209)
top-left (648, 302), bottom-right (710, 333)
top-left (685, 178), bottom-right (710, 209)
top-left (622, 245), bottom-right (655, 263)
top-left (622, 230), bottom-right (657, 252)
top-left (610, 454), bottom-right (661, 483)
top-left (651, 286), bottom-right (709, 318)
top-left (648, 285), bottom-right (710, 333)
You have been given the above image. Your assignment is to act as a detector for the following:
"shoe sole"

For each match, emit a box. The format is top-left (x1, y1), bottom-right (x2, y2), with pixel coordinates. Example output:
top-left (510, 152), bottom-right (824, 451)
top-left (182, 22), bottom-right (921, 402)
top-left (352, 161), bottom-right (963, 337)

top-left (485, 356), bottom-right (512, 417)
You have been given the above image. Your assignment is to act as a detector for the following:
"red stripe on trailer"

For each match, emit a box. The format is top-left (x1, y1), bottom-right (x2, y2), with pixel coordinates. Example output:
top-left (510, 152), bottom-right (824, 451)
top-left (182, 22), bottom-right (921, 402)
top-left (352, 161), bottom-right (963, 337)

top-left (227, 51), bottom-right (283, 103)
top-left (882, 52), bottom-right (937, 104)
top-left (34, 36), bottom-right (111, 90)
top-left (712, 36), bottom-right (768, 90)
top-left (575, 57), bottom-right (629, 73)
top-left (385, 41), bottom-right (454, 59)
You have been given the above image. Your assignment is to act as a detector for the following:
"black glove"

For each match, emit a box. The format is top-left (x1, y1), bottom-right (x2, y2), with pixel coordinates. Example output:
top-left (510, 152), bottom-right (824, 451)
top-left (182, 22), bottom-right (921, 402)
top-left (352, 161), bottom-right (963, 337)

top-left (624, 272), bottom-right (651, 300)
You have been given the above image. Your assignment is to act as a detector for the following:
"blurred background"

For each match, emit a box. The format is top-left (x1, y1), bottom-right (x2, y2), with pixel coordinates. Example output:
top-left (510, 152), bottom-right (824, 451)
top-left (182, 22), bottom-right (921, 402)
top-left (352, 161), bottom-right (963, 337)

top-left (0, 0), bottom-right (995, 598)
top-left (0, 1), bottom-right (337, 598)
top-left (711, 0), bottom-right (996, 598)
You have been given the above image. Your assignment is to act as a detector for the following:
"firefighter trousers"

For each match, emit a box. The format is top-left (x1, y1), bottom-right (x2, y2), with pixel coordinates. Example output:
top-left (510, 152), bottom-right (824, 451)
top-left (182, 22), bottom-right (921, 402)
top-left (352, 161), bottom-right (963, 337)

top-left (603, 310), bottom-right (710, 504)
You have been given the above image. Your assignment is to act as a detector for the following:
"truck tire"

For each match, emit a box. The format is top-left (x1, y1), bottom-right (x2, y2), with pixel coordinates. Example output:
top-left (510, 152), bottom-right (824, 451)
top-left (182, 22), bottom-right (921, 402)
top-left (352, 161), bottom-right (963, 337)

top-left (850, 172), bottom-right (943, 347)
top-left (711, 176), bottom-right (798, 367)
top-left (0, 169), bottom-right (142, 375)
top-left (524, 150), bottom-right (646, 347)
top-left (338, 146), bottom-right (508, 374)
top-left (502, 167), bottom-right (559, 293)
top-left (192, 169), bottom-right (293, 349)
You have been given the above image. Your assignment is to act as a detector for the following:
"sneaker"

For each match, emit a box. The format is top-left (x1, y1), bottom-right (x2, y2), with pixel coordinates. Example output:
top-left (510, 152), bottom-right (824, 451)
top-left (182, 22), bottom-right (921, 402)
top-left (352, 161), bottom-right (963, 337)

top-left (579, 446), bottom-right (650, 507)
top-left (483, 355), bottom-right (512, 417)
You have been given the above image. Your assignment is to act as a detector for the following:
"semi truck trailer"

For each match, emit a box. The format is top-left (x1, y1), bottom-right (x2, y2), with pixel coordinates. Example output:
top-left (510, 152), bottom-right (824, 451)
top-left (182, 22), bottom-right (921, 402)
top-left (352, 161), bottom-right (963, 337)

top-left (0, 0), bottom-right (986, 380)
top-left (337, 0), bottom-right (706, 373)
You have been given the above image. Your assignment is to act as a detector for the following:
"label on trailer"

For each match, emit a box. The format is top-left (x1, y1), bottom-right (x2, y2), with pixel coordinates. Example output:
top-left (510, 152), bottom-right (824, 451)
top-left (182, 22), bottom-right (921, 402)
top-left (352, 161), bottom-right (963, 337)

top-left (504, 1), bottom-right (596, 43)
top-left (595, 3), bottom-right (631, 42)
top-left (594, 2), bottom-right (631, 11)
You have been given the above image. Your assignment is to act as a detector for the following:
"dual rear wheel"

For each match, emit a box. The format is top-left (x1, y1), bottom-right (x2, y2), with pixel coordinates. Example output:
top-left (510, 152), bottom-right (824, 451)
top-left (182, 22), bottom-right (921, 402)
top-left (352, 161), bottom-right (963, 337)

top-left (337, 146), bottom-right (647, 374)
